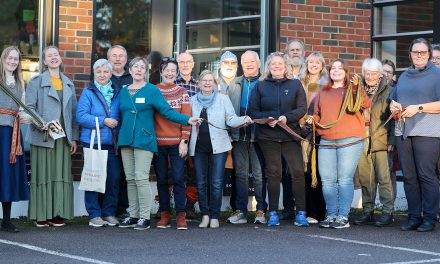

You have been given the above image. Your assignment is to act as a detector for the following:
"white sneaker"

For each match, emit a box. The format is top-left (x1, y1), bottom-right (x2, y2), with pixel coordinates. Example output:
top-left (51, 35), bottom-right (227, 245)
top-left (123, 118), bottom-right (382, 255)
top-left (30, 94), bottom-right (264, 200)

top-left (210, 219), bottom-right (219, 228)
top-left (227, 210), bottom-right (247, 224)
top-left (199, 215), bottom-right (210, 228)
top-left (89, 217), bottom-right (108, 227)
top-left (103, 216), bottom-right (119, 226)
top-left (306, 217), bottom-right (318, 224)
top-left (254, 210), bottom-right (267, 224)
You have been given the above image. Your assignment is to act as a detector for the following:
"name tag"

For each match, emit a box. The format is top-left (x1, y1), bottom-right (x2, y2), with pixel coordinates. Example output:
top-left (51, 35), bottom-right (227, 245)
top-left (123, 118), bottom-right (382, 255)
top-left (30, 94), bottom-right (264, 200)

top-left (135, 97), bottom-right (145, 104)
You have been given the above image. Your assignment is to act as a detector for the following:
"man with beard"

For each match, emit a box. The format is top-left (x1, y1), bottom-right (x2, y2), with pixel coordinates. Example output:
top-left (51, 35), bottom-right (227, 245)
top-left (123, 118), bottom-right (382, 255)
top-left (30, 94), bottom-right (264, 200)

top-left (279, 39), bottom-right (306, 220)
top-left (285, 39), bottom-right (306, 79)
top-left (218, 51), bottom-right (239, 94)
top-left (107, 45), bottom-right (132, 219)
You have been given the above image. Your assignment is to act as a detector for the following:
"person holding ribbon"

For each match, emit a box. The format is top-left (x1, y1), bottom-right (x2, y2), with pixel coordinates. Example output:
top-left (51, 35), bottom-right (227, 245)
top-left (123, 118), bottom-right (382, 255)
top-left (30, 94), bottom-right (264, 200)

top-left (248, 52), bottom-right (308, 227)
top-left (26, 46), bottom-right (79, 227)
top-left (391, 38), bottom-right (440, 232)
top-left (189, 70), bottom-right (252, 229)
top-left (312, 59), bottom-right (371, 229)
top-left (0, 46), bottom-right (30, 232)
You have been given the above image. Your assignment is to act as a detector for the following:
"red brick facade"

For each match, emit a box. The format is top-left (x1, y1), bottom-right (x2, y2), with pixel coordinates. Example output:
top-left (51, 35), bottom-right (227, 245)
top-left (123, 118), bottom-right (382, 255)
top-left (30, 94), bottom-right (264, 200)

top-left (58, 0), bottom-right (373, 179)
top-left (280, 0), bottom-right (372, 74)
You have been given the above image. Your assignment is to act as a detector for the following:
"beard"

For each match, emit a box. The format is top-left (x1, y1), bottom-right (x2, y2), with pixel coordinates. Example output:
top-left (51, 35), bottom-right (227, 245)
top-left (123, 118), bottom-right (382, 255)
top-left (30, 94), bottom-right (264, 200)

top-left (221, 68), bottom-right (237, 79)
top-left (290, 57), bottom-right (304, 67)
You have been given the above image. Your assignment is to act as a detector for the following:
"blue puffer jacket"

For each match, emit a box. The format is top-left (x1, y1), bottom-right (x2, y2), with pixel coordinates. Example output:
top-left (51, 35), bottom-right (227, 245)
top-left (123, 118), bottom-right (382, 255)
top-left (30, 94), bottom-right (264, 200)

top-left (76, 83), bottom-right (121, 146)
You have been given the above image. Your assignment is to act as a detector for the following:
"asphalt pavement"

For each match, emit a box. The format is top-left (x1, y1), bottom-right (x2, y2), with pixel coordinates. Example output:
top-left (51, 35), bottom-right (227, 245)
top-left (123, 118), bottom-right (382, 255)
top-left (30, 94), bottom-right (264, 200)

top-left (1, 215), bottom-right (440, 264)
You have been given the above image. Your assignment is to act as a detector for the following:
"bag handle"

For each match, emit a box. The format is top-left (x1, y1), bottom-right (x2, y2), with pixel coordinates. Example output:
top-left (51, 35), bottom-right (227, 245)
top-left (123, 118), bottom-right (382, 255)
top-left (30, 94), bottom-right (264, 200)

top-left (95, 116), bottom-right (101, 150)
top-left (91, 89), bottom-right (118, 154)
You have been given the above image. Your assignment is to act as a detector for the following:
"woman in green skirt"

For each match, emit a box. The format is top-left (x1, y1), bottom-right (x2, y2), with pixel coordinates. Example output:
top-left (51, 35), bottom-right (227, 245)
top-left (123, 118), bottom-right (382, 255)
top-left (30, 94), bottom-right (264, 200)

top-left (26, 46), bottom-right (79, 227)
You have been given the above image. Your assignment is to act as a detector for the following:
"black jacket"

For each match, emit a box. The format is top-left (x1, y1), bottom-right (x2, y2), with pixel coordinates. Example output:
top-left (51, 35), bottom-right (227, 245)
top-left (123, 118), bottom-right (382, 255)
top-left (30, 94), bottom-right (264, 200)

top-left (248, 77), bottom-right (307, 142)
top-left (111, 69), bottom-right (133, 88)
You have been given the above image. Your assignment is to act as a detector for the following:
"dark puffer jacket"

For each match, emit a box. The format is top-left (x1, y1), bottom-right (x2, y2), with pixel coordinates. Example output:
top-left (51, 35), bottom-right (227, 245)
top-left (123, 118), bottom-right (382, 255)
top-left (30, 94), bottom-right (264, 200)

top-left (248, 77), bottom-right (307, 142)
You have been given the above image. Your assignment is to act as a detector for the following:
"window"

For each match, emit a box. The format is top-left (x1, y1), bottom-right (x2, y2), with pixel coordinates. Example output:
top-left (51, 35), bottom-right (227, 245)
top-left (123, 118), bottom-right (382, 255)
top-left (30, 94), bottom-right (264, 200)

top-left (94, 0), bottom-right (152, 60)
top-left (176, 0), bottom-right (264, 77)
top-left (372, 0), bottom-right (439, 71)
top-left (0, 0), bottom-right (55, 83)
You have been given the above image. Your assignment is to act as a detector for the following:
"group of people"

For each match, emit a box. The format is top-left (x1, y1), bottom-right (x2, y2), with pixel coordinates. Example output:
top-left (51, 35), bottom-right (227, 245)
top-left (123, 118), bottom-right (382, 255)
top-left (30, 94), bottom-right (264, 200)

top-left (0, 37), bottom-right (439, 233)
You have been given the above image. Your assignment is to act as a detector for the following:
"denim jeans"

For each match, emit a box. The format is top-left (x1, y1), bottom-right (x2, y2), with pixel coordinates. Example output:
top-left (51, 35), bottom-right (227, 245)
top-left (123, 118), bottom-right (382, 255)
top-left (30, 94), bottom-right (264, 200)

top-left (83, 143), bottom-right (122, 219)
top-left (154, 145), bottom-right (186, 214)
top-left (396, 136), bottom-right (440, 224)
top-left (193, 151), bottom-right (227, 219)
top-left (121, 147), bottom-right (154, 220)
top-left (318, 137), bottom-right (364, 218)
top-left (232, 141), bottom-right (265, 213)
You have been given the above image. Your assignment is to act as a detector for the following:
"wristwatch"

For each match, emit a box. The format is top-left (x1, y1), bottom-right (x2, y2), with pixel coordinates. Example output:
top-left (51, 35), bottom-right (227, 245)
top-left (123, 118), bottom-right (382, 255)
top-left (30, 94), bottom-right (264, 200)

top-left (181, 139), bottom-right (188, 144)
top-left (418, 104), bottom-right (424, 114)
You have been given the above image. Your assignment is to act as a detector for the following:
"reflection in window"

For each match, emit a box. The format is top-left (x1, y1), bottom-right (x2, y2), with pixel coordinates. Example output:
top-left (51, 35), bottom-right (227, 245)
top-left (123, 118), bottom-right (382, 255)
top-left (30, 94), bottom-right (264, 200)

top-left (187, 0), bottom-right (260, 21)
top-left (94, 0), bottom-right (152, 60)
top-left (0, 0), bottom-right (40, 83)
top-left (374, 1), bottom-right (433, 35)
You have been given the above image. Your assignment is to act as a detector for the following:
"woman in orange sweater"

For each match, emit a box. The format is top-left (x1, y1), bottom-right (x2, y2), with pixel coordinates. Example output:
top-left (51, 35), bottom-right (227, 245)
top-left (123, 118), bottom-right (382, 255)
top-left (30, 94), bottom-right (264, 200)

top-left (313, 59), bottom-right (371, 229)
top-left (154, 57), bottom-right (192, 230)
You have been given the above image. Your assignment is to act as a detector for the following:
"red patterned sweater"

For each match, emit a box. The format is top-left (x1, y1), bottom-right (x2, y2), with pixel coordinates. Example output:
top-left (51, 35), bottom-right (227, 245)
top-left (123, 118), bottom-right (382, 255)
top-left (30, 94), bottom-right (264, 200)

top-left (154, 84), bottom-right (191, 146)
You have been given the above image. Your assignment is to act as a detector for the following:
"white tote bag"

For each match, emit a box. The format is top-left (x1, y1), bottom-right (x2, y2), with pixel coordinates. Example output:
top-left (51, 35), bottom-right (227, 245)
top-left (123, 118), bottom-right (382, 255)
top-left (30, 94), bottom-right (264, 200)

top-left (79, 117), bottom-right (108, 193)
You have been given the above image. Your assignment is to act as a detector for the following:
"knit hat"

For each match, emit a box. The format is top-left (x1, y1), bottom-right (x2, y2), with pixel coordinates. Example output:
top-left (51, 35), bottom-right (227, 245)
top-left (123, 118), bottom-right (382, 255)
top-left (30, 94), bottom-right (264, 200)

top-left (220, 51), bottom-right (237, 62)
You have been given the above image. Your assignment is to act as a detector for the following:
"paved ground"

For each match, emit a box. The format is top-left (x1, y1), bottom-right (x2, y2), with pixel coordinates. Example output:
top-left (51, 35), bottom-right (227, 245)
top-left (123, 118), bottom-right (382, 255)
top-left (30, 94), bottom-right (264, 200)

top-left (1, 214), bottom-right (439, 264)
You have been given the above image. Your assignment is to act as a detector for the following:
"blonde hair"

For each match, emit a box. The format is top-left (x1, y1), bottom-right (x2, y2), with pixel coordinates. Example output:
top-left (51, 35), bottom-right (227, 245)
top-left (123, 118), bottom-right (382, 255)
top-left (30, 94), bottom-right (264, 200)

top-left (300, 52), bottom-right (328, 87)
top-left (0, 46), bottom-right (24, 91)
top-left (260, 52), bottom-right (293, 81)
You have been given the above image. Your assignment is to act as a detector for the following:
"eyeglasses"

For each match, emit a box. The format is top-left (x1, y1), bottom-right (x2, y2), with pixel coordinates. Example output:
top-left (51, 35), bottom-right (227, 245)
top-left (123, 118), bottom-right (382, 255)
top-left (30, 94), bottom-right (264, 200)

top-left (163, 69), bottom-right (177, 74)
top-left (178, 60), bottom-right (193, 65)
top-left (411, 50), bottom-right (429, 56)
top-left (201, 79), bottom-right (214, 83)
top-left (364, 71), bottom-right (380, 78)
top-left (431, 56), bottom-right (440, 62)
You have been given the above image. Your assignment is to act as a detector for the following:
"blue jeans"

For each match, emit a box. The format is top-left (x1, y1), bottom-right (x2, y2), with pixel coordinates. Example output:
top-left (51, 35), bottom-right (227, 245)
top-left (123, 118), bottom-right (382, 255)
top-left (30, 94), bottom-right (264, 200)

top-left (232, 141), bottom-right (265, 213)
top-left (154, 145), bottom-right (186, 214)
top-left (318, 137), bottom-right (364, 218)
top-left (83, 143), bottom-right (122, 219)
top-left (193, 151), bottom-right (227, 219)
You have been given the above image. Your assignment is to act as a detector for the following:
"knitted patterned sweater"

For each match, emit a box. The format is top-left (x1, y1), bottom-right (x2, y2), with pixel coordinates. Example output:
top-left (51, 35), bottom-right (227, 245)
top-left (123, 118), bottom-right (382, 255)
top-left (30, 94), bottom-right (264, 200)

top-left (154, 83), bottom-right (191, 146)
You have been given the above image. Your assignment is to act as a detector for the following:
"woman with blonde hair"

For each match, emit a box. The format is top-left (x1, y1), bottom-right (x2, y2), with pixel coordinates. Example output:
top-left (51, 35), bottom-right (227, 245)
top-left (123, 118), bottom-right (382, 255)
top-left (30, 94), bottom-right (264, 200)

top-left (248, 52), bottom-right (308, 227)
top-left (0, 46), bottom-right (30, 232)
top-left (26, 46), bottom-right (79, 227)
top-left (299, 52), bottom-right (328, 224)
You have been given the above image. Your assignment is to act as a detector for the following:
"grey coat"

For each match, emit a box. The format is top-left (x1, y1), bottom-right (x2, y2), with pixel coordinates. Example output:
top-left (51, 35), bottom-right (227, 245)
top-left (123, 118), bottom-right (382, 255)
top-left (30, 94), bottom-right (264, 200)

top-left (25, 71), bottom-right (79, 148)
top-left (189, 93), bottom-right (246, 156)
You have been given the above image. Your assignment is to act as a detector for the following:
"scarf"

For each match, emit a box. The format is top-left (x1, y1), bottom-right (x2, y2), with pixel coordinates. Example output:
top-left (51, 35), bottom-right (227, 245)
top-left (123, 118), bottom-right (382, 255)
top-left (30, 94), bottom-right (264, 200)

top-left (365, 77), bottom-right (382, 95)
top-left (196, 91), bottom-right (217, 109)
top-left (94, 80), bottom-right (114, 106)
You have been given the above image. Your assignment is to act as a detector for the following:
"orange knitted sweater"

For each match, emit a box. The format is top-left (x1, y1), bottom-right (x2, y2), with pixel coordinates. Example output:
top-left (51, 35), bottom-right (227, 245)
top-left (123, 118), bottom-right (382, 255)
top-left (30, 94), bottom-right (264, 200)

top-left (313, 86), bottom-right (371, 140)
top-left (154, 84), bottom-right (191, 146)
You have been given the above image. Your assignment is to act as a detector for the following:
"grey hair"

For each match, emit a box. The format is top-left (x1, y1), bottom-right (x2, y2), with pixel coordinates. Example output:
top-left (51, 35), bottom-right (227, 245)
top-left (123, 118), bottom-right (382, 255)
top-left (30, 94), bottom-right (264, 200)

top-left (260, 52), bottom-right (293, 81)
top-left (284, 39), bottom-right (306, 58)
top-left (129, 57), bottom-right (150, 81)
top-left (93, 59), bottom-right (113, 72)
top-left (241, 50), bottom-right (260, 65)
top-left (107, 45), bottom-right (128, 59)
top-left (177, 52), bottom-right (194, 62)
top-left (362, 58), bottom-right (383, 76)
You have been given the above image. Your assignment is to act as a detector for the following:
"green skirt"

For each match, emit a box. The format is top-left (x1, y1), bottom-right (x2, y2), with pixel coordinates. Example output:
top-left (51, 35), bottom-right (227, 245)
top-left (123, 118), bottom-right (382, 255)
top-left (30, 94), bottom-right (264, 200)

top-left (28, 138), bottom-right (74, 221)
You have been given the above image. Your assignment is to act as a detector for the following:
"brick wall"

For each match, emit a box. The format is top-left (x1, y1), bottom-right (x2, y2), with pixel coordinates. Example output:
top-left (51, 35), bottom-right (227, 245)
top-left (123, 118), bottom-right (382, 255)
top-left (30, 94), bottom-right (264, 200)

top-left (280, 0), bottom-right (372, 74)
top-left (58, 0), bottom-right (94, 180)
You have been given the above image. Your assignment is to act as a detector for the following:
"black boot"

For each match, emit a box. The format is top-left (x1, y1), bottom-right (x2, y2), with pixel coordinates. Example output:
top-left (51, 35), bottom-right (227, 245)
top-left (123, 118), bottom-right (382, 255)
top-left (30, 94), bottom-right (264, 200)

top-left (353, 212), bottom-right (374, 225)
top-left (1, 202), bottom-right (18, 233)
top-left (375, 214), bottom-right (394, 227)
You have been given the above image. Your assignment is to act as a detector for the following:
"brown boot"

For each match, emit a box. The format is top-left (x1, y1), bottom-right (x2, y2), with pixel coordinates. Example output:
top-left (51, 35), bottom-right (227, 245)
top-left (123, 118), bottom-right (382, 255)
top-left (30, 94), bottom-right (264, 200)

top-left (176, 212), bottom-right (188, 230)
top-left (156, 211), bottom-right (171, 228)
